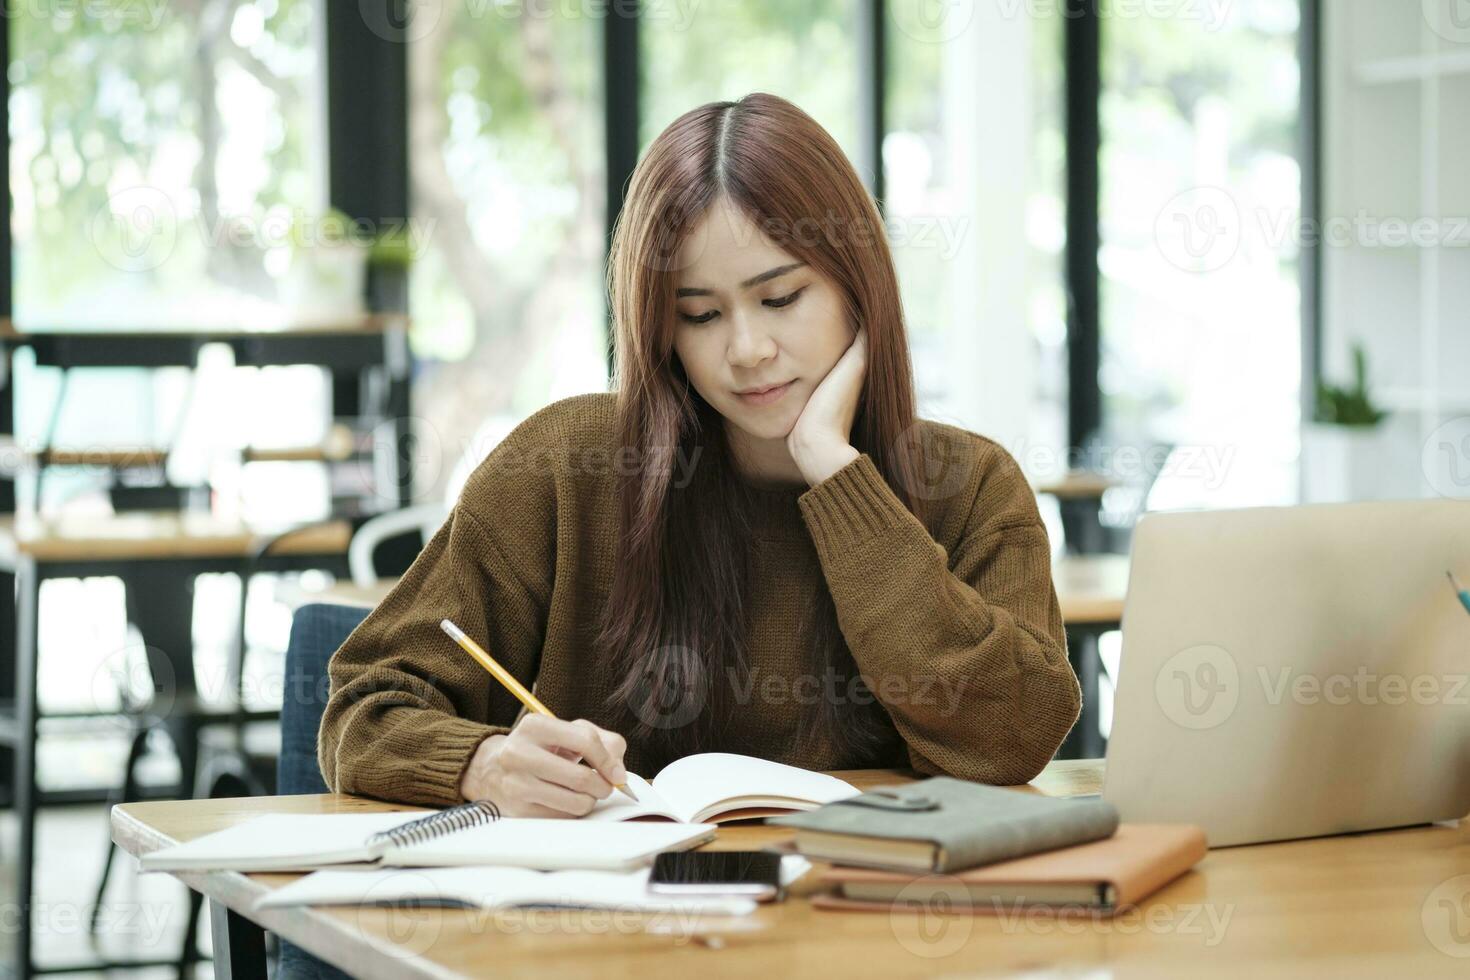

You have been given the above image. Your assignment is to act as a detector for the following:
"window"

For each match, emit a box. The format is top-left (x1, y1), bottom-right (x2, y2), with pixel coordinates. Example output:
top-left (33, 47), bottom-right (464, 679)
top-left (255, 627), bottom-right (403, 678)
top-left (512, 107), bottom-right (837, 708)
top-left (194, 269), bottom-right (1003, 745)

top-left (887, 6), bottom-right (1068, 495)
top-left (406, 4), bottom-right (609, 504)
top-left (1099, 0), bottom-right (1303, 508)
top-left (10, 0), bottom-right (325, 328)
top-left (641, 0), bottom-right (863, 164)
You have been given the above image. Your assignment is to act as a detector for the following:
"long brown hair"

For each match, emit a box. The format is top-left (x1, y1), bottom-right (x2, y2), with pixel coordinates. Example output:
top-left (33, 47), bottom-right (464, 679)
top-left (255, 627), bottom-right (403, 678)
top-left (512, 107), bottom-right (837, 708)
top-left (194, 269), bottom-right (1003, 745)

top-left (596, 93), bottom-right (928, 772)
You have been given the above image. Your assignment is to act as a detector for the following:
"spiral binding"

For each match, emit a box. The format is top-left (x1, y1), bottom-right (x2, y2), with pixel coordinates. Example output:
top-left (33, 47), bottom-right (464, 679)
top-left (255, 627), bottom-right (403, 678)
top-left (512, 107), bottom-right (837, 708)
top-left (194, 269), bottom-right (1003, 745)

top-left (365, 799), bottom-right (501, 851)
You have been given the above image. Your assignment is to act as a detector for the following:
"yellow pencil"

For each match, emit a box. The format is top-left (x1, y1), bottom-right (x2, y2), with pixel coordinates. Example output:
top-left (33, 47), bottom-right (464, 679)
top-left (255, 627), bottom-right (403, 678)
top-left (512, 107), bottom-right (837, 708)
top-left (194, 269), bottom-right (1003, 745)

top-left (439, 618), bottom-right (639, 802)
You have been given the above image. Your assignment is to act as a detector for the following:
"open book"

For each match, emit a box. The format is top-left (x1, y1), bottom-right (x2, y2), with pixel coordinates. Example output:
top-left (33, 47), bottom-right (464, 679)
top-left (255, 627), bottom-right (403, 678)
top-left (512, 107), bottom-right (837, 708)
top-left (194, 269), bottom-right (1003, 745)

top-left (586, 753), bottom-right (859, 823)
top-left (137, 806), bottom-right (713, 874)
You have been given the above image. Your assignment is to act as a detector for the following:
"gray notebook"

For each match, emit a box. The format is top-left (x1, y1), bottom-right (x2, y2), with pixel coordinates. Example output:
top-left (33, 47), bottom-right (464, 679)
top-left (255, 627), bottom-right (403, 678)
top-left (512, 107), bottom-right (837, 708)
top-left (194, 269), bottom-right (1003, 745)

top-left (767, 777), bottom-right (1120, 873)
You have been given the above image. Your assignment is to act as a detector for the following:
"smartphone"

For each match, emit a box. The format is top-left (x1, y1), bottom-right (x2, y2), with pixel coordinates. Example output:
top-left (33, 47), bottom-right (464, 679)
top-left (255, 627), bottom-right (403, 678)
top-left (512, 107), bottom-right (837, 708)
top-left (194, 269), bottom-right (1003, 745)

top-left (647, 851), bottom-right (784, 901)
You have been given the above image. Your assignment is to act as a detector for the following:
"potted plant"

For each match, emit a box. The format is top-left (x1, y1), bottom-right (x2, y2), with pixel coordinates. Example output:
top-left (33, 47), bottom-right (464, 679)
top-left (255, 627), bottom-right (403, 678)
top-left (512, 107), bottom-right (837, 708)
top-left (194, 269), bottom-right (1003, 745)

top-left (365, 219), bottom-right (417, 314)
top-left (1301, 342), bottom-right (1393, 502)
top-left (279, 207), bottom-right (369, 326)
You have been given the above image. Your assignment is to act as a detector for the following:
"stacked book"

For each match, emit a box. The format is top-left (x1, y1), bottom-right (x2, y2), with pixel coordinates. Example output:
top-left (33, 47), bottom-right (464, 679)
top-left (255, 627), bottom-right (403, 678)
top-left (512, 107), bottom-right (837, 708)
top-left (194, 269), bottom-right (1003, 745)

top-left (768, 777), bottom-right (1206, 914)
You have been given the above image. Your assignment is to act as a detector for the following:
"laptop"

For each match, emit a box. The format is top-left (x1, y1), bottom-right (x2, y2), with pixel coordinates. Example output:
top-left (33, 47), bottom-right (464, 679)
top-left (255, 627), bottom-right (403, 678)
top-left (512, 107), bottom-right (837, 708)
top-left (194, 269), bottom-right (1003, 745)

top-left (1102, 497), bottom-right (1470, 847)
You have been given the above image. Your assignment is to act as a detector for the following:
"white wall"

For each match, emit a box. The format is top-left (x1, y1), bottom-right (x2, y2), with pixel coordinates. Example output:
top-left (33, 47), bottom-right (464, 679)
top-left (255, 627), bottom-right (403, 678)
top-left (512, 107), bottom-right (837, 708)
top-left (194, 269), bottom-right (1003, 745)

top-left (1317, 0), bottom-right (1470, 502)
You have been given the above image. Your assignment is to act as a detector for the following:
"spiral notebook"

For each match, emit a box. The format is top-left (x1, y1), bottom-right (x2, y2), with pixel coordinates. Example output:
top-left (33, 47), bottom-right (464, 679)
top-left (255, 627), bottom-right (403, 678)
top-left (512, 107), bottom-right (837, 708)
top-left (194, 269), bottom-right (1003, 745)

top-left (136, 802), bottom-right (714, 874)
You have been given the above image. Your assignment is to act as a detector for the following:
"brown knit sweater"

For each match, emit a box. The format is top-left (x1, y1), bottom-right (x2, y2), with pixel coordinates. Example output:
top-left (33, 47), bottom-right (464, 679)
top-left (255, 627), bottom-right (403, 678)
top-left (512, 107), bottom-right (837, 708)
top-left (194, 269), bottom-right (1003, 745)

top-left (318, 392), bottom-right (1081, 806)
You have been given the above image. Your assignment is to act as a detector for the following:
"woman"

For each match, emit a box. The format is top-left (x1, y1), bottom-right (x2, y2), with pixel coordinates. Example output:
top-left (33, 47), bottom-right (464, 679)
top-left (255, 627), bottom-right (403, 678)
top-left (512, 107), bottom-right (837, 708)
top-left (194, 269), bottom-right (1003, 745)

top-left (319, 93), bottom-right (1081, 818)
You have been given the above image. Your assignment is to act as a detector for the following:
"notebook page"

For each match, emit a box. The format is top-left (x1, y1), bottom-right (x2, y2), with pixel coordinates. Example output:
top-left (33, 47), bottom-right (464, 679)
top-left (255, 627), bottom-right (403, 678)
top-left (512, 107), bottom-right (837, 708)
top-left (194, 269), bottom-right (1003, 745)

top-left (381, 819), bottom-right (714, 870)
top-left (137, 812), bottom-right (435, 873)
top-left (650, 754), bottom-right (861, 823)
top-left (255, 866), bottom-right (757, 916)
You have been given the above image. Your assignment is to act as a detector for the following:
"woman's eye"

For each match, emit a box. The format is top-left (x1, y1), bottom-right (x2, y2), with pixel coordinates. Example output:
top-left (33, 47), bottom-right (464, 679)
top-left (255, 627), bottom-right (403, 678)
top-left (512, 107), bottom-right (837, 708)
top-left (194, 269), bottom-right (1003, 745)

top-left (763, 287), bottom-right (806, 309)
top-left (679, 309), bottom-right (719, 324)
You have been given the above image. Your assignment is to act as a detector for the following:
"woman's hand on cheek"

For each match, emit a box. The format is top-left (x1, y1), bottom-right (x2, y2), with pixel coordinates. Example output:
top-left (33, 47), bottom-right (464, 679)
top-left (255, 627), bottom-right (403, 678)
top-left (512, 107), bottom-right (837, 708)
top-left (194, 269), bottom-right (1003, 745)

top-left (788, 327), bottom-right (866, 486)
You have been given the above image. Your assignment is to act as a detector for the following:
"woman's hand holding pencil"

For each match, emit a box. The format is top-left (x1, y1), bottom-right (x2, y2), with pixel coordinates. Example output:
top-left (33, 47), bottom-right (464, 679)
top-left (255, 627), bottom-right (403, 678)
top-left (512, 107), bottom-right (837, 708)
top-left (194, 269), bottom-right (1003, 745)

top-left (444, 618), bottom-right (637, 818)
top-left (457, 717), bottom-right (631, 818)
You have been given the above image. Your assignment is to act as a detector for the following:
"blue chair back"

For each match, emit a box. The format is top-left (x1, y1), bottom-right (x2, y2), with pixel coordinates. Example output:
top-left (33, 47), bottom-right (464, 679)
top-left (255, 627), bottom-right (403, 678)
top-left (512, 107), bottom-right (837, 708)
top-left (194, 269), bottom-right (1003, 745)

top-left (277, 602), bottom-right (369, 980)
top-left (279, 602), bottom-right (371, 795)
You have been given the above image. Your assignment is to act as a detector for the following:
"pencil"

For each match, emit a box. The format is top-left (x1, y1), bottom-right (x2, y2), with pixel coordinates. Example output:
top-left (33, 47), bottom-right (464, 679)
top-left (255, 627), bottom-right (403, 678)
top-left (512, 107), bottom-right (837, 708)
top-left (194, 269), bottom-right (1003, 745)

top-left (439, 618), bottom-right (639, 802)
top-left (1449, 571), bottom-right (1470, 614)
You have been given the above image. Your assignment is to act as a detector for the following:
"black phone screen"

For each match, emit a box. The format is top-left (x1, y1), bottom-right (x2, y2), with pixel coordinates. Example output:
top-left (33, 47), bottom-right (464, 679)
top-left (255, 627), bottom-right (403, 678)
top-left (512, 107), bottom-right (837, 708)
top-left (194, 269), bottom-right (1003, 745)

top-left (648, 851), bottom-right (784, 894)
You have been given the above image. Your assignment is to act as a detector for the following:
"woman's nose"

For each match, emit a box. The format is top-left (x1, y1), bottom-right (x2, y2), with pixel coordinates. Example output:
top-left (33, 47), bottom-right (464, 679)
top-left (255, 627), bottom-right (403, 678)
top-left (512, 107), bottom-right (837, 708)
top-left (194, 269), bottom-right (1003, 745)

top-left (726, 312), bottom-right (777, 367)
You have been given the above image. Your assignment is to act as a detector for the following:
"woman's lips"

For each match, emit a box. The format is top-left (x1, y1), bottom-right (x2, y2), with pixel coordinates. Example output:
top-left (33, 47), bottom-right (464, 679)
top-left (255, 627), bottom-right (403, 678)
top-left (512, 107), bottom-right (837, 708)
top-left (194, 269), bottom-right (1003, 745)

top-left (736, 380), bottom-right (795, 406)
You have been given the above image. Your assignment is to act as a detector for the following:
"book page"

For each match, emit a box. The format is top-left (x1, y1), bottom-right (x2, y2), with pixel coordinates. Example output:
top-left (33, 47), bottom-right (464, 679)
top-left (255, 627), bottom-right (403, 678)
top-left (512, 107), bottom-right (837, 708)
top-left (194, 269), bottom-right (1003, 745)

top-left (649, 754), bottom-right (861, 823)
top-left (581, 772), bottom-right (685, 822)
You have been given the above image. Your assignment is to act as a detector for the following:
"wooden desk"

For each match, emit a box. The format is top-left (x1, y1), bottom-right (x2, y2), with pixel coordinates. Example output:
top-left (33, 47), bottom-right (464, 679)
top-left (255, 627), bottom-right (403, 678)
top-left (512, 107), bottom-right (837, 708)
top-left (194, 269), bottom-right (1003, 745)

top-left (1032, 470), bottom-right (1116, 501)
top-left (2, 511), bottom-right (353, 563)
top-left (1053, 554), bottom-right (1129, 759)
top-left (0, 426), bottom-right (358, 472)
top-left (111, 760), bottom-right (1470, 978)
top-left (0, 313), bottom-right (407, 369)
top-left (1055, 553), bottom-right (1128, 626)
top-left (1032, 470), bottom-right (1119, 555)
top-left (276, 576), bottom-right (397, 611)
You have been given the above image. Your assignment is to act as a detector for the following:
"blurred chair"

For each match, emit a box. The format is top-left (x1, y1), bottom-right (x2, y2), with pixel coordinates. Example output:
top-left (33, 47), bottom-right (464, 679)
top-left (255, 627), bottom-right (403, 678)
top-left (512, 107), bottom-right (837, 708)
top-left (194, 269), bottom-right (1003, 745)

top-left (276, 602), bottom-right (369, 980)
top-left (346, 503), bottom-right (446, 586)
top-left (87, 521), bottom-right (346, 962)
top-left (1094, 438), bottom-right (1174, 555)
top-left (180, 602), bottom-right (368, 980)
top-left (1061, 430), bottom-right (1174, 556)
top-left (1055, 433), bottom-right (1173, 759)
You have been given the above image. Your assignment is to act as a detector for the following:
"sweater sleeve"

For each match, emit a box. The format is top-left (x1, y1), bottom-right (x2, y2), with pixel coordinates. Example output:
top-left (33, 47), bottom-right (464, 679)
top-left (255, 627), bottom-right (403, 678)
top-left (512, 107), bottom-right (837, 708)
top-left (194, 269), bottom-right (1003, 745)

top-left (797, 445), bottom-right (1081, 784)
top-left (317, 425), bottom-right (557, 807)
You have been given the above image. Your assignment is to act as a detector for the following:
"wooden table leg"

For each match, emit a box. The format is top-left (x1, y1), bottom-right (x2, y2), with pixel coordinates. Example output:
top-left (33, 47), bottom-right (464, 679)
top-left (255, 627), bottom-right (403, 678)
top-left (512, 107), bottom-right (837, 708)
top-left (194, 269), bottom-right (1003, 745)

top-left (209, 899), bottom-right (268, 980)
top-left (1060, 496), bottom-right (1108, 555)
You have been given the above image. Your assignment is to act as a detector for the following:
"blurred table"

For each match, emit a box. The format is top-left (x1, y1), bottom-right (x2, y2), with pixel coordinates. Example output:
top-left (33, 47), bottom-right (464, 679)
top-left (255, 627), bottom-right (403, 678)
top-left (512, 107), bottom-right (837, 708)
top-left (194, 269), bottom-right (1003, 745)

top-left (1054, 553), bottom-right (1129, 625)
top-left (1054, 554), bottom-right (1129, 761)
top-left (0, 510), bottom-right (354, 978)
top-left (275, 576), bottom-right (396, 612)
top-left (1032, 469), bottom-right (1119, 555)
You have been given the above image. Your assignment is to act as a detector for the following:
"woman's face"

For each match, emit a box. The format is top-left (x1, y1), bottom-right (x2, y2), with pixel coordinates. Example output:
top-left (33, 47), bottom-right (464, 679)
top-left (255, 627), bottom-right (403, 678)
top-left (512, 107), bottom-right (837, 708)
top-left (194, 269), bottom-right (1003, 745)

top-left (670, 196), bottom-right (854, 444)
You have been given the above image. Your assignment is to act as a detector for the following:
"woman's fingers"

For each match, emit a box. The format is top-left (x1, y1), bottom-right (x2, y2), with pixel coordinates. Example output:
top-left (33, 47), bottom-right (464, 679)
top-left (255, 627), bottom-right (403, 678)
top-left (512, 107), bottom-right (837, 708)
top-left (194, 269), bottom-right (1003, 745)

top-left (518, 715), bottom-right (629, 786)
top-left (502, 767), bottom-right (599, 817)
top-left (528, 745), bottom-right (615, 801)
top-left (590, 725), bottom-right (628, 771)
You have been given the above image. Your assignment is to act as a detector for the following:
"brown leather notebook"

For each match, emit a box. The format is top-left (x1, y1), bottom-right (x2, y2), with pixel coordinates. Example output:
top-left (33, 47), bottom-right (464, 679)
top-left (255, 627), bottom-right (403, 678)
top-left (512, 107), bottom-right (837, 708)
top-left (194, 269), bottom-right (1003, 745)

top-left (811, 824), bottom-right (1205, 916)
